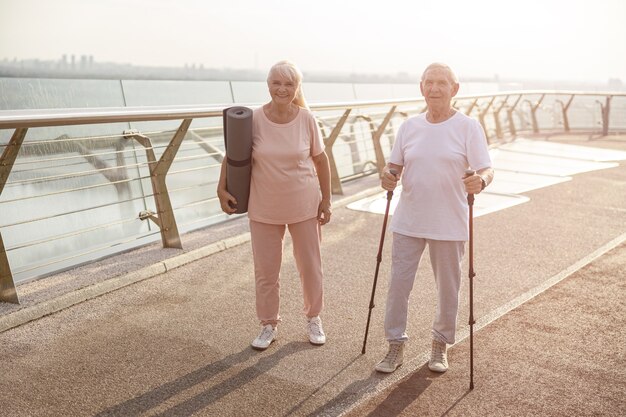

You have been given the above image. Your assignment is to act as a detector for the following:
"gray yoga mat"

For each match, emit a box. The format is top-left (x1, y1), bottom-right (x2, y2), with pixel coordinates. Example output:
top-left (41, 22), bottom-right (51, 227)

top-left (223, 106), bottom-right (253, 214)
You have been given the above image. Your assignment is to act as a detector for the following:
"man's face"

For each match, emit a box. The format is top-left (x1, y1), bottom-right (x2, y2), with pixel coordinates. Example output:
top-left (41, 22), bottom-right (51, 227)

top-left (420, 68), bottom-right (459, 109)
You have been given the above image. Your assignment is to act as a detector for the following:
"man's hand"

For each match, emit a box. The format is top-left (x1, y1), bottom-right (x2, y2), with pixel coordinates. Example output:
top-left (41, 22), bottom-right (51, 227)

top-left (381, 167), bottom-right (400, 191)
top-left (463, 173), bottom-right (484, 194)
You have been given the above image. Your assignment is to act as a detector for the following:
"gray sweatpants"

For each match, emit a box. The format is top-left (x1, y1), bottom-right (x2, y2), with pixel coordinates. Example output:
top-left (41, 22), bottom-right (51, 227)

top-left (384, 232), bottom-right (465, 344)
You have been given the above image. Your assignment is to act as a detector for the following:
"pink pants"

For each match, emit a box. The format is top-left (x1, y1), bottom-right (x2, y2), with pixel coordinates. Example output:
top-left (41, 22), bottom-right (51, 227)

top-left (249, 217), bottom-right (324, 326)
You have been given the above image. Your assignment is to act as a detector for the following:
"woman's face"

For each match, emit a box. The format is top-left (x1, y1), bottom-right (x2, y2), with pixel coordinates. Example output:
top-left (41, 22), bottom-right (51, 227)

top-left (267, 71), bottom-right (298, 106)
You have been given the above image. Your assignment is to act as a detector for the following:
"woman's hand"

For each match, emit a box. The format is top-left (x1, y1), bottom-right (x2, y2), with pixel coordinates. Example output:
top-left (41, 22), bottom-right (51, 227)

top-left (217, 188), bottom-right (238, 214)
top-left (216, 159), bottom-right (237, 214)
top-left (312, 151), bottom-right (332, 226)
top-left (317, 199), bottom-right (332, 225)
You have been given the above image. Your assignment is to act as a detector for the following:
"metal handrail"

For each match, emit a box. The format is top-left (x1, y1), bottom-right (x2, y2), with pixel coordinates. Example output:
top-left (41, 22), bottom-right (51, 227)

top-left (2, 91), bottom-right (624, 129)
top-left (1, 90), bottom-right (624, 304)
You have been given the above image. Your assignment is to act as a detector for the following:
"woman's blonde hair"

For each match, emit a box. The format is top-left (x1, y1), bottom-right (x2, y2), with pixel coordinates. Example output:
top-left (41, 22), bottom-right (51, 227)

top-left (267, 60), bottom-right (308, 109)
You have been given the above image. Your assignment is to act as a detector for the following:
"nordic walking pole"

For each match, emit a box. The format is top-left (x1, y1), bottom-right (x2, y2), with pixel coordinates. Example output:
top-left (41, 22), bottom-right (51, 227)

top-left (362, 169), bottom-right (397, 354)
top-left (465, 169), bottom-right (476, 390)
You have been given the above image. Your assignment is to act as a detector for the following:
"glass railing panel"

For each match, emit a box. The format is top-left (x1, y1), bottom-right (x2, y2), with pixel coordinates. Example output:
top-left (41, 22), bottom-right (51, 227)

top-left (609, 96), bottom-right (626, 130)
top-left (0, 77), bottom-right (125, 110)
top-left (567, 95), bottom-right (603, 131)
top-left (534, 95), bottom-right (560, 131)
top-left (127, 126), bottom-right (228, 236)
top-left (304, 83), bottom-right (356, 103)
top-left (459, 82), bottom-right (500, 95)
top-left (0, 77), bottom-right (129, 142)
top-left (353, 84), bottom-right (395, 101)
top-left (0, 130), bottom-right (150, 283)
top-left (389, 84), bottom-right (420, 99)
top-left (121, 79), bottom-right (232, 132)
top-left (230, 81), bottom-right (267, 104)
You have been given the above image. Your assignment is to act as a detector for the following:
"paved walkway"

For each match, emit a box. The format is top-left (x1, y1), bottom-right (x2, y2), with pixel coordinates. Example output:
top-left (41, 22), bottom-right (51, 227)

top-left (344, 241), bottom-right (626, 417)
top-left (0, 135), bottom-right (625, 416)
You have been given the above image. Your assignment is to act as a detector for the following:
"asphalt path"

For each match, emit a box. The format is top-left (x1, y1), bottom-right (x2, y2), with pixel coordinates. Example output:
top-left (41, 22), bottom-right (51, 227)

top-left (0, 135), bottom-right (624, 416)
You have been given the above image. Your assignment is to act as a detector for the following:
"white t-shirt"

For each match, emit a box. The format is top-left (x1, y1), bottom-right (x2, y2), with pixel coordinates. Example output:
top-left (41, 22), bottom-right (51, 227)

top-left (389, 111), bottom-right (492, 241)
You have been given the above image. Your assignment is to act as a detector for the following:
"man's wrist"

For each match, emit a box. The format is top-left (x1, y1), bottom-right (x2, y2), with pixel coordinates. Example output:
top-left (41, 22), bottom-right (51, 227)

top-left (479, 176), bottom-right (487, 191)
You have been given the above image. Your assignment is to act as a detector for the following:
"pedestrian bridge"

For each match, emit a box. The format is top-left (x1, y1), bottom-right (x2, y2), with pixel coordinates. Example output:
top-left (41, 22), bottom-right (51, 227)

top-left (0, 132), bottom-right (624, 416)
top-left (1, 90), bottom-right (625, 304)
top-left (1, 85), bottom-right (626, 415)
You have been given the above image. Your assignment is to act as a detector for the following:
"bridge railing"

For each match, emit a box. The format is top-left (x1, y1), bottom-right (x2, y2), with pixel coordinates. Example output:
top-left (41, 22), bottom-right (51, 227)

top-left (1, 91), bottom-right (624, 303)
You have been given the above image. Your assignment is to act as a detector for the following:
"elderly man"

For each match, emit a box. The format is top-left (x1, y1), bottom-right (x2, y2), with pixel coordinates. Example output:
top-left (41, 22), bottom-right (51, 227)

top-left (375, 63), bottom-right (494, 374)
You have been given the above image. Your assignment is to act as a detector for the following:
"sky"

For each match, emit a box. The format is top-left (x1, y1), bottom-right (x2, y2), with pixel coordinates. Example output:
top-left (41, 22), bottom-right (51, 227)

top-left (1, 0), bottom-right (625, 83)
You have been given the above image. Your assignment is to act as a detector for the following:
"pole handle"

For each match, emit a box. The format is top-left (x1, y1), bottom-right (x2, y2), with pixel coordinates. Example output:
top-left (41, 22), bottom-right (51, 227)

top-left (465, 169), bottom-right (476, 205)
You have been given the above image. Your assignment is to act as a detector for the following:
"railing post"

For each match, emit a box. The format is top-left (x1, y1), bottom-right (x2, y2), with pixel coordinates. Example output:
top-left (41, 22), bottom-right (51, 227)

top-left (556, 94), bottom-right (575, 133)
top-left (465, 99), bottom-right (479, 116)
top-left (372, 106), bottom-right (397, 175)
top-left (321, 109), bottom-right (351, 195)
top-left (601, 96), bottom-right (612, 136)
top-left (0, 234), bottom-right (18, 303)
top-left (0, 128), bottom-right (27, 304)
top-left (506, 95), bottom-right (522, 138)
top-left (124, 119), bottom-right (192, 249)
top-left (525, 94), bottom-right (545, 134)
top-left (493, 96), bottom-right (509, 140)
top-left (479, 97), bottom-right (495, 143)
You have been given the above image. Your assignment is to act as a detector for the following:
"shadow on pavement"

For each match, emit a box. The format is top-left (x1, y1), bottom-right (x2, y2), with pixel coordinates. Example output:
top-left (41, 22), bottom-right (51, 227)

top-left (303, 369), bottom-right (386, 417)
top-left (281, 355), bottom-right (361, 416)
top-left (360, 363), bottom-right (444, 417)
top-left (95, 341), bottom-right (314, 417)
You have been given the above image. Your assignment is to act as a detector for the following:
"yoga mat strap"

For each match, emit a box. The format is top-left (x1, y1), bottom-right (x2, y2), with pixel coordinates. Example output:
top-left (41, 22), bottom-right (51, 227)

top-left (226, 156), bottom-right (252, 167)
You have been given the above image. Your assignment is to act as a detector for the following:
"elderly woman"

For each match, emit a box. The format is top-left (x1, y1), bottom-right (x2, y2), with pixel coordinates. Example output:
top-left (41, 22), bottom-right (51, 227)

top-left (217, 60), bottom-right (332, 350)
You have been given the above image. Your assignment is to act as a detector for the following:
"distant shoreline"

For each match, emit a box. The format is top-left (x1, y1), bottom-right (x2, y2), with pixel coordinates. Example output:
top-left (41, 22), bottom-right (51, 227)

top-left (1, 58), bottom-right (621, 91)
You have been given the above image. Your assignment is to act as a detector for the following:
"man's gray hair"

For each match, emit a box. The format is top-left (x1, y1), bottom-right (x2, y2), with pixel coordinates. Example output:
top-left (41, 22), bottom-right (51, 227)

top-left (421, 63), bottom-right (459, 84)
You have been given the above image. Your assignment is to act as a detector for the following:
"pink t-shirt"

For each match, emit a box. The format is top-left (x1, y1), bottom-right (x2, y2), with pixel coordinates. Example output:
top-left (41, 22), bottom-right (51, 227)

top-left (247, 106), bottom-right (325, 224)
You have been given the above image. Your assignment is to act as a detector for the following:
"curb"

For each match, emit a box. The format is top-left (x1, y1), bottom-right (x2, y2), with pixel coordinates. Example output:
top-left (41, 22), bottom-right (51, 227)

top-left (0, 233), bottom-right (252, 333)
top-left (0, 187), bottom-right (383, 334)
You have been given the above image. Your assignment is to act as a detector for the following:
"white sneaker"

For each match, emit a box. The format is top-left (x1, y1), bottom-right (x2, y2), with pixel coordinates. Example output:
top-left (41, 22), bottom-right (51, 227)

top-left (307, 316), bottom-right (326, 345)
top-left (375, 341), bottom-right (404, 373)
top-left (251, 324), bottom-right (276, 350)
top-left (428, 339), bottom-right (448, 372)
